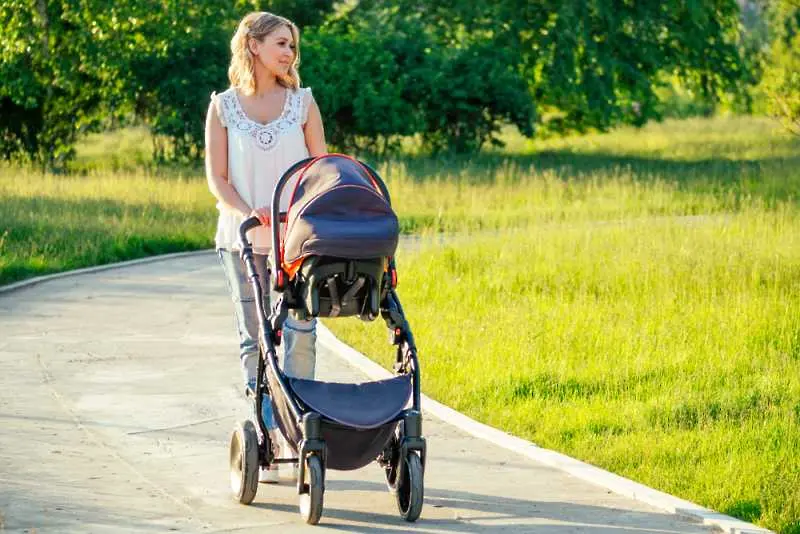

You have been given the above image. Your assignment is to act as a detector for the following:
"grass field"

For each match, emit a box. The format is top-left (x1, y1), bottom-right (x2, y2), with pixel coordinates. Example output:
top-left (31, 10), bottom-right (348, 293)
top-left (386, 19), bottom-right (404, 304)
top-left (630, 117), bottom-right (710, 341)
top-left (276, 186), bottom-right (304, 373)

top-left (3, 116), bottom-right (797, 285)
top-left (329, 210), bottom-right (800, 533)
top-left (0, 166), bottom-right (213, 284)
top-left (1, 116), bottom-right (799, 532)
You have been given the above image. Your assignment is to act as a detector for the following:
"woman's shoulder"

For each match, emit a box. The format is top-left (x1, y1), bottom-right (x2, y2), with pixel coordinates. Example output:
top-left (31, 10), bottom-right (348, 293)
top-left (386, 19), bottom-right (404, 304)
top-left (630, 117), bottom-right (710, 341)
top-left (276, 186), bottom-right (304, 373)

top-left (291, 87), bottom-right (314, 125)
top-left (293, 86), bottom-right (314, 108)
top-left (210, 87), bottom-right (237, 127)
top-left (211, 87), bottom-right (236, 102)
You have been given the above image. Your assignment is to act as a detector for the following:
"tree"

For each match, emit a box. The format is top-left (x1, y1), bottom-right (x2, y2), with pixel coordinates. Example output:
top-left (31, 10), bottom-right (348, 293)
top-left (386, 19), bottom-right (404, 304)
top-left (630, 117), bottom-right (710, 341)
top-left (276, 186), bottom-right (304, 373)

top-left (0, 0), bottom-right (752, 165)
top-left (359, 0), bottom-right (748, 135)
top-left (302, 9), bottom-right (535, 153)
top-left (0, 0), bottom-right (123, 170)
top-left (760, 0), bottom-right (800, 135)
top-left (0, 0), bottom-right (337, 168)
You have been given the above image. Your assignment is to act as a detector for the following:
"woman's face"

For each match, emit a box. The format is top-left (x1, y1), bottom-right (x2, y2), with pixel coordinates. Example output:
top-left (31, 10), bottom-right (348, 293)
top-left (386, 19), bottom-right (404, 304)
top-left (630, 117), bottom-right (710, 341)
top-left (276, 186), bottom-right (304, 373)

top-left (250, 25), bottom-right (296, 79)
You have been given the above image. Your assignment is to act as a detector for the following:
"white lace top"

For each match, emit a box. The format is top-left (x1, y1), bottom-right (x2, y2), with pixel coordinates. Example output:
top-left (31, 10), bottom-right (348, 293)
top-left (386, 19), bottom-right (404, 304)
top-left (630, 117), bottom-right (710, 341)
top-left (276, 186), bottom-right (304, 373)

top-left (210, 86), bottom-right (313, 253)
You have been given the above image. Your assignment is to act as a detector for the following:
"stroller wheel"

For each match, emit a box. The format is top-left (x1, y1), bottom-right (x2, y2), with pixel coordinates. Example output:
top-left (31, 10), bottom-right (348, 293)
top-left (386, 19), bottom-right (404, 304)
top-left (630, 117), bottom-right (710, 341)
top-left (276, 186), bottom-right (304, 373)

top-left (396, 452), bottom-right (424, 522)
top-left (229, 420), bottom-right (259, 504)
top-left (299, 454), bottom-right (324, 525)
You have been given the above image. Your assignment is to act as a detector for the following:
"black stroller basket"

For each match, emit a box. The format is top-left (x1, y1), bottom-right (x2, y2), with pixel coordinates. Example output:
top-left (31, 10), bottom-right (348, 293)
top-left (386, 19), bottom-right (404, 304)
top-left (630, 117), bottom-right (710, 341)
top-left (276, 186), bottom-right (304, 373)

top-left (230, 154), bottom-right (426, 525)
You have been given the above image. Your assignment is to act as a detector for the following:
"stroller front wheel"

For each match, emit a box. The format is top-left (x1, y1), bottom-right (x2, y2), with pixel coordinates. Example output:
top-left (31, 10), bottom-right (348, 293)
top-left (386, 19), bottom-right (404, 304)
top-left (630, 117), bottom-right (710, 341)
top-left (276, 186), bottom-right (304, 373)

top-left (229, 420), bottom-right (259, 504)
top-left (299, 454), bottom-right (324, 524)
top-left (396, 452), bottom-right (424, 522)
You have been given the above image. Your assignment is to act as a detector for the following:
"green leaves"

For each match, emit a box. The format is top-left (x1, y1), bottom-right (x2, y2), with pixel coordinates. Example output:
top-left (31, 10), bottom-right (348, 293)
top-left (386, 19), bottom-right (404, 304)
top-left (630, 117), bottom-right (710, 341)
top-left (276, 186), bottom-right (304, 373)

top-left (1, 1), bottom-right (132, 169)
top-left (0, 0), bottom-right (755, 165)
top-left (760, 1), bottom-right (800, 135)
top-left (301, 13), bottom-right (534, 153)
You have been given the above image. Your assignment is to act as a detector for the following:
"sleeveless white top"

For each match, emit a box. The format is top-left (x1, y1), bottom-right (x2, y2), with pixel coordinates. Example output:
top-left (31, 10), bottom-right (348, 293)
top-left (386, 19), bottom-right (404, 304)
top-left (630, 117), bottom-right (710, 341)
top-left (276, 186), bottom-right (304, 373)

top-left (210, 86), bottom-right (313, 253)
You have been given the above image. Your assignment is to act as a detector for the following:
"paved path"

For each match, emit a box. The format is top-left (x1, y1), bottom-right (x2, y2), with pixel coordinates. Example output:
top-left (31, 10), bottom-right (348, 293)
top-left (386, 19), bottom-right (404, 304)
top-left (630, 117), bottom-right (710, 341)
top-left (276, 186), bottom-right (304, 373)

top-left (0, 253), bottom-right (716, 533)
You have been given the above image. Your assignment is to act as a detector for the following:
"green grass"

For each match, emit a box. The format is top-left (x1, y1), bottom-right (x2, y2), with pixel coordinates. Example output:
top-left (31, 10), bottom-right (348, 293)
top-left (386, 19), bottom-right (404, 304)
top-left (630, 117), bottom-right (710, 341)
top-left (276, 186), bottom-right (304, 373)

top-left (328, 208), bottom-right (800, 533)
top-left (0, 166), bottom-right (215, 283)
top-left (330, 117), bottom-right (800, 533)
top-left (387, 116), bottom-right (798, 233)
top-left (2, 116), bottom-right (797, 285)
top-left (1, 116), bottom-right (799, 531)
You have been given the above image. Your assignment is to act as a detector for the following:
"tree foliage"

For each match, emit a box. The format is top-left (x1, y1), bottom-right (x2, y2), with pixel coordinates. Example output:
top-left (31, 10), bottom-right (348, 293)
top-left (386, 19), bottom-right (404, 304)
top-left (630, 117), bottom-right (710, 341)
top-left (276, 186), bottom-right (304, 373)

top-left (302, 16), bottom-right (534, 153)
top-left (0, 0), bottom-right (336, 169)
top-left (759, 0), bottom-right (800, 135)
top-left (0, 0), bottom-right (118, 169)
top-left (366, 0), bottom-right (748, 133)
top-left (0, 0), bottom-right (754, 167)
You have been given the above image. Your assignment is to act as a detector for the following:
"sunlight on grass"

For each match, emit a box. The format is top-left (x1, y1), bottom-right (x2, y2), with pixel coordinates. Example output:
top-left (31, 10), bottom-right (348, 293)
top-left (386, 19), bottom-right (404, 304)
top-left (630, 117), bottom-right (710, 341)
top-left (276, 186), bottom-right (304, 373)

top-left (501, 115), bottom-right (800, 161)
top-left (328, 207), bottom-right (800, 533)
top-left (0, 166), bottom-right (216, 283)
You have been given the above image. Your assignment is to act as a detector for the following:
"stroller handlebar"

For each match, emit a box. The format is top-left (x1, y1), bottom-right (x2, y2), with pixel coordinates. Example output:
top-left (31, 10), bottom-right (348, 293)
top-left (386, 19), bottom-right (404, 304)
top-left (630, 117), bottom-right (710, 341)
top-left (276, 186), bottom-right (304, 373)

top-left (238, 216), bottom-right (262, 247)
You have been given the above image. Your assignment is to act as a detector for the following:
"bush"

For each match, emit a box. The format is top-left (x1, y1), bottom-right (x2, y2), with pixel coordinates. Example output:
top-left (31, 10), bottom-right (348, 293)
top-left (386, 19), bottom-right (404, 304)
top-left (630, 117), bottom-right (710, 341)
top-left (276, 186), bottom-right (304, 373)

top-left (301, 27), bottom-right (425, 153)
top-left (1, 0), bottom-right (751, 165)
top-left (302, 23), bottom-right (534, 154)
top-left (417, 41), bottom-right (535, 153)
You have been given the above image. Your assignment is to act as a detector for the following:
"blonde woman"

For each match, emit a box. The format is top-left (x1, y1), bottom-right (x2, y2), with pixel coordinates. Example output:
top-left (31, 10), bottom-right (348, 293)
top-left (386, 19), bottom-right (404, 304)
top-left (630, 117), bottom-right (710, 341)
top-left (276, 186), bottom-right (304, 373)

top-left (205, 11), bottom-right (327, 483)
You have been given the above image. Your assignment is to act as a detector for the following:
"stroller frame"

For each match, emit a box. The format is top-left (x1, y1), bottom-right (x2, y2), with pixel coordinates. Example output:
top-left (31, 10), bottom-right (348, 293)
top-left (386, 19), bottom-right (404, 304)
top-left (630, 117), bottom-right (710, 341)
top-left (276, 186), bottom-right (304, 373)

top-left (229, 155), bottom-right (426, 525)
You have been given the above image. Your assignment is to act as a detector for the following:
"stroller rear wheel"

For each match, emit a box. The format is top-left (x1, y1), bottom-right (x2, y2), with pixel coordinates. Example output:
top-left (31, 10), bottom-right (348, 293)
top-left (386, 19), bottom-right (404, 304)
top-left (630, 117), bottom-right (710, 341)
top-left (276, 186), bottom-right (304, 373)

top-left (299, 454), bottom-right (324, 524)
top-left (229, 420), bottom-right (259, 504)
top-left (396, 452), bottom-right (424, 522)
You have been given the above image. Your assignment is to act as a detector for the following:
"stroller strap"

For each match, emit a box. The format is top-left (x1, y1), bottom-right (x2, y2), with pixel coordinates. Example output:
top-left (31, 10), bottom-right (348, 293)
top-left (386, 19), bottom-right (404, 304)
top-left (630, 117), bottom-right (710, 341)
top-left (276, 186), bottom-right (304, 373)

top-left (325, 275), bottom-right (366, 318)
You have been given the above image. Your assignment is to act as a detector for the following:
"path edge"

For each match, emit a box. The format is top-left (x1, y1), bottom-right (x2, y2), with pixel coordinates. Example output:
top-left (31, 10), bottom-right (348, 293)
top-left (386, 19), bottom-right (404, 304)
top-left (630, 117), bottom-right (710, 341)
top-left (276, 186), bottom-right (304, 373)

top-left (0, 249), bottom-right (215, 295)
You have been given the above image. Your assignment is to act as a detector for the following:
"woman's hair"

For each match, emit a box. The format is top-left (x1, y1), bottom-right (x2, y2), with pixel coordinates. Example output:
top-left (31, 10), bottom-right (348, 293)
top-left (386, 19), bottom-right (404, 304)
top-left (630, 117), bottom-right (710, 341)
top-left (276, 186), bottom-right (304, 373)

top-left (228, 12), bottom-right (301, 94)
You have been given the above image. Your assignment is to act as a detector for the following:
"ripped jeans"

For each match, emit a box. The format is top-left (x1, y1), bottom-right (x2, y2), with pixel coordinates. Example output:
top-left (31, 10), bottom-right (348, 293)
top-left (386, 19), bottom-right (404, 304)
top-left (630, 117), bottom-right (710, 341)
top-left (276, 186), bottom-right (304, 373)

top-left (217, 249), bottom-right (317, 429)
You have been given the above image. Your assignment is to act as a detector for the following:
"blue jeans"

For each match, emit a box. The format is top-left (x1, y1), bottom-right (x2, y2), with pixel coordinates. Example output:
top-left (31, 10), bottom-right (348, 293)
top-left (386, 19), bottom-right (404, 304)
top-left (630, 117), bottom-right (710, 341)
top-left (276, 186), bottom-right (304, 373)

top-left (217, 249), bottom-right (317, 429)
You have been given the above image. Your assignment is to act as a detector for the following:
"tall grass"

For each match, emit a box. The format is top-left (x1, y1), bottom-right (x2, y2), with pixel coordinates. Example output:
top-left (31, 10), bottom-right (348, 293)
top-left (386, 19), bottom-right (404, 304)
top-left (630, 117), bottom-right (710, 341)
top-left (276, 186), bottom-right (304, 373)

top-left (329, 207), bottom-right (800, 533)
top-left (328, 116), bottom-right (800, 533)
top-left (384, 116), bottom-right (798, 232)
top-left (2, 116), bottom-right (797, 285)
top-left (0, 166), bottom-right (214, 283)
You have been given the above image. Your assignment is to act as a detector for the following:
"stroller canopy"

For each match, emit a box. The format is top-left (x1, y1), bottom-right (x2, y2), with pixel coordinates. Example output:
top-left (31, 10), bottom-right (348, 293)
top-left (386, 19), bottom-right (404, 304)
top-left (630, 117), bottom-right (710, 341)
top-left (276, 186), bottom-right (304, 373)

top-left (283, 155), bottom-right (399, 269)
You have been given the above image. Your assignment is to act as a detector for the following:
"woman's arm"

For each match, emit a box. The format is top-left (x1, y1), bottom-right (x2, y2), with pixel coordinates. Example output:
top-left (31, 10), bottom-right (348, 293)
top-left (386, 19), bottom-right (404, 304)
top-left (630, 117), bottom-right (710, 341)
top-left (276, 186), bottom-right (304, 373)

top-left (303, 94), bottom-right (327, 157)
top-left (204, 101), bottom-right (253, 219)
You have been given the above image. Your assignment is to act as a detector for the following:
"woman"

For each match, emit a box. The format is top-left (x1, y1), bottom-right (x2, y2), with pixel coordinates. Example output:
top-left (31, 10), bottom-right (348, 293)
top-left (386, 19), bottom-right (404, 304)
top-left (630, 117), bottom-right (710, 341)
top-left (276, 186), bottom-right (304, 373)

top-left (204, 11), bottom-right (327, 483)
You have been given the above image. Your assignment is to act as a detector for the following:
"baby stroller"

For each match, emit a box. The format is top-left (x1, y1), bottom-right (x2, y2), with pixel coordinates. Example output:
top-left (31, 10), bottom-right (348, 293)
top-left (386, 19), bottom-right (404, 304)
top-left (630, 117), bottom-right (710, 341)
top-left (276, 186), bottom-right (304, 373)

top-left (228, 154), bottom-right (426, 525)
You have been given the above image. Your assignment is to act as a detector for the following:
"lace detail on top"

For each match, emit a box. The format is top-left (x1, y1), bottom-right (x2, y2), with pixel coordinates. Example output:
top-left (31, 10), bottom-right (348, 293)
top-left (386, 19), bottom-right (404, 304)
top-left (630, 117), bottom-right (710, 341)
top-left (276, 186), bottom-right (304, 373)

top-left (217, 88), bottom-right (309, 152)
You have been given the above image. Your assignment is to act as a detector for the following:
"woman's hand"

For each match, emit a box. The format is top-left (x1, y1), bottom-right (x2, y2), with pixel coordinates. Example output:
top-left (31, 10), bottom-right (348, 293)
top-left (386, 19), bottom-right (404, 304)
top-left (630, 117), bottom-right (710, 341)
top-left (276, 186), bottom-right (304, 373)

top-left (249, 207), bottom-right (271, 227)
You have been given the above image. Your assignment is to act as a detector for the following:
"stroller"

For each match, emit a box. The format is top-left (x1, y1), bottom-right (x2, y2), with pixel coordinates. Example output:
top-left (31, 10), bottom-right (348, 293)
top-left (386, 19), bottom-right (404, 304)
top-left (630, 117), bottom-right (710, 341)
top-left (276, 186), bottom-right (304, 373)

top-left (228, 154), bottom-right (426, 525)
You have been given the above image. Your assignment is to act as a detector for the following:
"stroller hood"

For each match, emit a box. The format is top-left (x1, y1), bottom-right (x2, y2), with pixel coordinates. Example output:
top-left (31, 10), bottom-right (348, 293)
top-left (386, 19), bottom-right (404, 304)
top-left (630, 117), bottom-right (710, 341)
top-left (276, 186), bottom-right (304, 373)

top-left (283, 155), bottom-right (399, 268)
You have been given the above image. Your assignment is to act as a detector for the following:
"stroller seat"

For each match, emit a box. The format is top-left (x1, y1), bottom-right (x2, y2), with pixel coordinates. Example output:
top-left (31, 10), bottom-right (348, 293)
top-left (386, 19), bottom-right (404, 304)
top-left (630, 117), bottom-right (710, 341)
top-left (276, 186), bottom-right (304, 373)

top-left (287, 374), bottom-right (412, 429)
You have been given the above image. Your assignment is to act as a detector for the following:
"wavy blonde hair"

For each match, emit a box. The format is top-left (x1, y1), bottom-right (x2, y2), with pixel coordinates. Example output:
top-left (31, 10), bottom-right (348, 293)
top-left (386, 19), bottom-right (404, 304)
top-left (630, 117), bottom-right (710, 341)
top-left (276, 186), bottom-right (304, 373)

top-left (228, 12), bottom-right (301, 95)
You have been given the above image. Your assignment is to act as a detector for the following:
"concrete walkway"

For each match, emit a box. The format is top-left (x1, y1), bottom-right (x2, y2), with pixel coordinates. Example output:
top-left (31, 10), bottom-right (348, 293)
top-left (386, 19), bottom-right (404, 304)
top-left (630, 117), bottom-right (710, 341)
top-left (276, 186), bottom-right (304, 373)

top-left (0, 253), bottom-right (719, 533)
